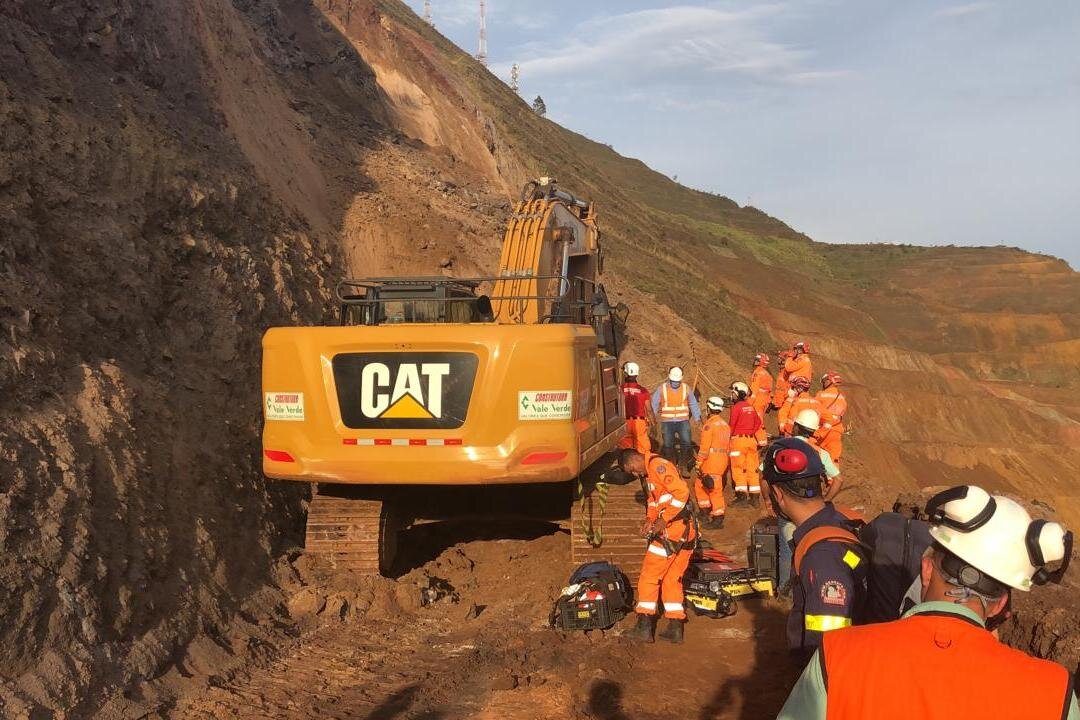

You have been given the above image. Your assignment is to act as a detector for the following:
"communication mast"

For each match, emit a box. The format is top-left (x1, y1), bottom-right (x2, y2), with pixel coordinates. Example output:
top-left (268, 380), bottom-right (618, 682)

top-left (510, 63), bottom-right (520, 92)
top-left (476, 0), bottom-right (488, 66)
top-left (423, 0), bottom-right (433, 26)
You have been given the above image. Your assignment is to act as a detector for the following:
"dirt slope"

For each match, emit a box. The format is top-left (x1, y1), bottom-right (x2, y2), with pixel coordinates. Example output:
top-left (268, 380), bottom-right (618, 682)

top-left (1, 0), bottom-right (1078, 716)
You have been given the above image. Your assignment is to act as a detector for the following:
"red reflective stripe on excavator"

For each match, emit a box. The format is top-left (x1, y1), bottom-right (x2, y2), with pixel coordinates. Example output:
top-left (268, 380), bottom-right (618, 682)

top-left (342, 438), bottom-right (464, 446)
top-left (264, 449), bottom-right (295, 462)
top-left (522, 451), bottom-right (569, 465)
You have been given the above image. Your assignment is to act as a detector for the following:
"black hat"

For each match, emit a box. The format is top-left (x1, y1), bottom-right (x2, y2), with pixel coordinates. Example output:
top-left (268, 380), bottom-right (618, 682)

top-left (762, 437), bottom-right (826, 489)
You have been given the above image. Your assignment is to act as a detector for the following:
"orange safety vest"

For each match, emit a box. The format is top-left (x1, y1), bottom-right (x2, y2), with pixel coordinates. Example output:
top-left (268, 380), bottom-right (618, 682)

top-left (659, 383), bottom-right (690, 421)
top-left (821, 609), bottom-right (1074, 719)
top-left (695, 415), bottom-right (731, 475)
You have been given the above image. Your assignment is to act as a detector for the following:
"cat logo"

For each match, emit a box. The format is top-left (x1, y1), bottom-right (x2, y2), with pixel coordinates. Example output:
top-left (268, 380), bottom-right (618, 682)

top-left (360, 362), bottom-right (450, 419)
top-left (333, 352), bottom-right (479, 430)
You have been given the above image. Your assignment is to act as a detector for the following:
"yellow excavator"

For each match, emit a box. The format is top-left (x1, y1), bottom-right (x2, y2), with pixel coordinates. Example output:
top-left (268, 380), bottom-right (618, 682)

top-left (262, 179), bottom-right (628, 574)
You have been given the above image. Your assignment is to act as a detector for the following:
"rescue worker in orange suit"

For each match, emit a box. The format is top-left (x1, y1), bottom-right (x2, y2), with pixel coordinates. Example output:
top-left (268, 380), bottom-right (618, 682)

top-left (784, 340), bottom-right (813, 389)
top-left (749, 353), bottom-right (773, 420)
top-left (618, 361), bottom-right (654, 454)
top-left (619, 449), bottom-right (696, 644)
top-left (694, 396), bottom-right (730, 529)
top-left (763, 438), bottom-right (867, 664)
top-left (728, 381), bottom-right (763, 506)
top-left (651, 366), bottom-right (700, 467)
top-left (778, 376), bottom-right (822, 436)
top-left (814, 371), bottom-right (847, 464)
top-left (779, 485), bottom-right (1076, 720)
top-left (772, 350), bottom-right (794, 410)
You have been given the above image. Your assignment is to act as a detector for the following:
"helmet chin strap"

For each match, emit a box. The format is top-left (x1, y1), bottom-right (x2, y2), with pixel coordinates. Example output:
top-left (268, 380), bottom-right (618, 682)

top-left (943, 584), bottom-right (994, 615)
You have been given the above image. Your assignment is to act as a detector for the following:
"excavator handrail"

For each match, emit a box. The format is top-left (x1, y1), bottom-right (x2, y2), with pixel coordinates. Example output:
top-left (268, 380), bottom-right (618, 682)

top-left (335, 274), bottom-right (598, 305)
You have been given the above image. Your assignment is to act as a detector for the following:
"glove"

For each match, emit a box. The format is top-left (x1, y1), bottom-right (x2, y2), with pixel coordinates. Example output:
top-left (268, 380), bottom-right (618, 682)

top-left (642, 517), bottom-right (666, 538)
top-left (700, 473), bottom-right (715, 491)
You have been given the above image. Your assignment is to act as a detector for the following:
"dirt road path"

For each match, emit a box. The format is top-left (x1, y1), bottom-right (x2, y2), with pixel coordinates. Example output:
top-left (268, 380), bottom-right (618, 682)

top-left (172, 504), bottom-right (799, 720)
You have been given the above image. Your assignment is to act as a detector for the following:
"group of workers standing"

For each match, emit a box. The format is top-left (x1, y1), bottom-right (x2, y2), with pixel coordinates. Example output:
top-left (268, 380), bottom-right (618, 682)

top-left (614, 342), bottom-right (1077, 719)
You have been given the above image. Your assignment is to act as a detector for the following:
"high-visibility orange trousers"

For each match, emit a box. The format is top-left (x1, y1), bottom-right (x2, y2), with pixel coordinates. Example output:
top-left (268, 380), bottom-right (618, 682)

top-left (817, 424), bottom-right (844, 464)
top-left (695, 473), bottom-right (727, 517)
top-left (617, 418), bottom-right (651, 454)
top-left (729, 435), bottom-right (761, 495)
top-left (635, 544), bottom-right (692, 620)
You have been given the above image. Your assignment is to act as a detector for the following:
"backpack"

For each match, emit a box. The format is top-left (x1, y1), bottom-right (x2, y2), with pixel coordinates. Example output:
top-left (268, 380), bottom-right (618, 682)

top-left (792, 505), bottom-right (867, 577)
top-left (567, 561), bottom-right (634, 613)
top-left (858, 510), bottom-right (933, 624)
top-left (550, 561), bottom-right (635, 631)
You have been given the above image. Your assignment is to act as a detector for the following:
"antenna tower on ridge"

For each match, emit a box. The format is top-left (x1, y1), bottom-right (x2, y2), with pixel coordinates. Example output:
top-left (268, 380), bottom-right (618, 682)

top-left (476, 0), bottom-right (488, 66)
top-left (423, 0), bottom-right (433, 26)
top-left (510, 63), bottom-right (520, 92)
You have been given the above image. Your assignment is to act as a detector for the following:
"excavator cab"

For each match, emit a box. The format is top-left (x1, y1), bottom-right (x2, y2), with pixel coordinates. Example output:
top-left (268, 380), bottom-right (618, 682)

top-left (262, 179), bottom-right (628, 575)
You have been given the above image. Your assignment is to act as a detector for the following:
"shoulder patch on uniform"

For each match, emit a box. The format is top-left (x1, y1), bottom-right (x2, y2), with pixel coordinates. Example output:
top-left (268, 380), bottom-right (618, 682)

top-left (820, 580), bottom-right (848, 607)
top-left (655, 463), bottom-right (669, 474)
top-left (842, 550), bottom-right (861, 570)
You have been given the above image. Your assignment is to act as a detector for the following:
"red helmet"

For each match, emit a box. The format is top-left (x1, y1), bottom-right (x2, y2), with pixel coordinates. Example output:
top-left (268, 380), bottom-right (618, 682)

top-left (793, 341), bottom-right (810, 354)
top-left (791, 376), bottom-right (811, 392)
top-left (822, 371), bottom-right (842, 387)
top-left (754, 353), bottom-right (770, 367)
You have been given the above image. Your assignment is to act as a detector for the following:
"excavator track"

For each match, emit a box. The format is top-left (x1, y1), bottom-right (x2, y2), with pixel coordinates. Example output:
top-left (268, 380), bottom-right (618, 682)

top-left (571, 480), bottom-right (648, 578)
top-left (305, 485), bottom-right (403, 576)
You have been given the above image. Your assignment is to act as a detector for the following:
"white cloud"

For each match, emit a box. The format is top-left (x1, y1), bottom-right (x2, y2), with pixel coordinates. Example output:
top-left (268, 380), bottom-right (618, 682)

top-left (495, 4), bottom-right (841, 88)
top-left (933, 2), bottom-right (995, 19)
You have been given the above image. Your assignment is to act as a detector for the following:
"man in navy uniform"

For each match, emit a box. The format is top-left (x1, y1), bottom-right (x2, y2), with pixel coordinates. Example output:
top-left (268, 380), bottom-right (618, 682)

top-left (762, 437), bottom-right (868, 663)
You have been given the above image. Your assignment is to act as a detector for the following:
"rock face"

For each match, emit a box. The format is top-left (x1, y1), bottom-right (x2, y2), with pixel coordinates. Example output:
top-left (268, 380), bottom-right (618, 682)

top-left (1, 0), bottom-right (1078, 714)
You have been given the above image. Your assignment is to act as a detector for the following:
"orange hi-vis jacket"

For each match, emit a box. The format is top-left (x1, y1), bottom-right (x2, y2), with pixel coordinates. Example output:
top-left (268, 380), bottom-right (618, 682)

top-left (695, 414), bottom-right (731, 475)
top-left (659, 383), bottom-right (691, 422)
top-left (815, 386), bottom-right (847, 431)
top-left (773, 367), bottom-right (791, 409)
top-left (749, 366), bottom-right (773, 416)
top-left (644, 453), bottom-right (696, 547)
top-left (784, 353), bottom-right (813, 386)
top-left (819, 604), bottom-right (1075, 719)
top-left (779, 392), bottom-right (822, 435)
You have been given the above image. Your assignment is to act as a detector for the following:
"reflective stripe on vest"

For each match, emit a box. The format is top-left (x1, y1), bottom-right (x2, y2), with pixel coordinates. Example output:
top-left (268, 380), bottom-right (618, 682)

top-left (660, 384), bottom-right (690, 421)
top-left (805, 614), bottom-right (853, 632)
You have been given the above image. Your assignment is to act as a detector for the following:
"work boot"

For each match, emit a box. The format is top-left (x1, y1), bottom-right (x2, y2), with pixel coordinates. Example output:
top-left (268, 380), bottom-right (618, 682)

top-left (657, 619), bottom-right (685, 644)
top-left (704, 514), bottom-right (725, 530)
top-left (749, 494), bottom-right (761, 508)
top-left (732, 492), bottom-right (747, 506)
top-left (625, 613), bottom-right (656, 643)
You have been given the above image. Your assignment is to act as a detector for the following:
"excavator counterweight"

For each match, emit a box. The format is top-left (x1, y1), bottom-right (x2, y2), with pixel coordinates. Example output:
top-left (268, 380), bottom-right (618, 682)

top-left (262, 180), bottom-right (631, 575)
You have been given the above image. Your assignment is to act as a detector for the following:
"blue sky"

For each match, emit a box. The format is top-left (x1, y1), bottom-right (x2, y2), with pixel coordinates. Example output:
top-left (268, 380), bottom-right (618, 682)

top-left (404, 1), bottom-right (1080, 268)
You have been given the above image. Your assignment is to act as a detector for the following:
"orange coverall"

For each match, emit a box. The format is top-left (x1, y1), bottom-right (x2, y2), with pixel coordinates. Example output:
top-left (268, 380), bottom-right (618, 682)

top-left (694, 414), bottom-right (730, 518)
top-left (618, 380), bottom-right (652, 454)
top-left (784, 353), bottom-right (813, 387)
top-left (772, 353), bottom-right (793, 409)
top-left (635, 454), bottom-right (696, 620)
top-left (728, 400), bottom-right (763, 495)
top-left (749, 366), bottom-right (774, 419)
top-left (815, 385), bottom-right (848, 463)
top-left (779, 391), bottom-right (823, 436)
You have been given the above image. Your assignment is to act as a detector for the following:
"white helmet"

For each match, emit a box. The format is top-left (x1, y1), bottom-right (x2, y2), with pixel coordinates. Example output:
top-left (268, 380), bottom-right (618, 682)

top-left (729, 381), bottom-right (750, 400)
top-left (794, 409), bottom-right (820, 432)
top-left (927, 485), bottom-right (1072, 592)
top-left (706, 396), bottom-right (724, 412)
top-left (623, 361), bottom-right (640, 377)
top-left (668, 366), bottom-right (684, 382)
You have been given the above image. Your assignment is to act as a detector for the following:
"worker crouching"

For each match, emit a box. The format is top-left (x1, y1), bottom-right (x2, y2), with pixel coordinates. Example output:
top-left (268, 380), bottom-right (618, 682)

top-left (620, 450), bottom-right (696, 644)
